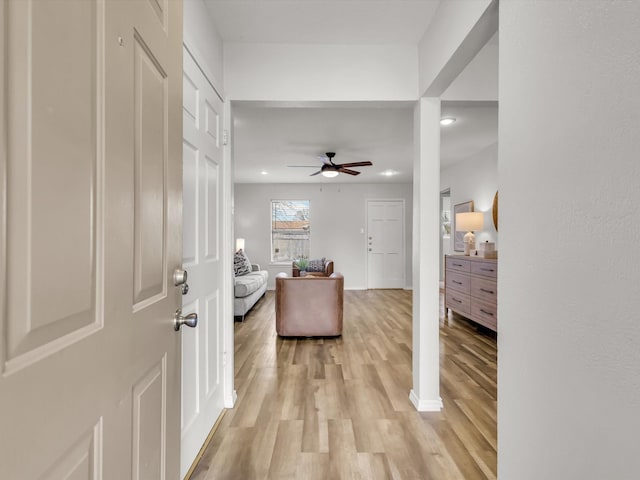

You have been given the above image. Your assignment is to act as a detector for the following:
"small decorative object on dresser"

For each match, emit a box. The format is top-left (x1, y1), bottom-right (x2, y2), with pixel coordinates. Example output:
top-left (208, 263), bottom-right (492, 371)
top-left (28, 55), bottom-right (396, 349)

top-left (445, 254), bottom-right (497, 332)
top-left (478, 241), bottom-right (497, 259)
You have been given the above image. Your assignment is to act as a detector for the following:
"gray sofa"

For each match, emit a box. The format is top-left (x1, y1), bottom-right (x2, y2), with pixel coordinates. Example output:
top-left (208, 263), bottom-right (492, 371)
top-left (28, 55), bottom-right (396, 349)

top-left (234, 264), bottom-right (268, 320)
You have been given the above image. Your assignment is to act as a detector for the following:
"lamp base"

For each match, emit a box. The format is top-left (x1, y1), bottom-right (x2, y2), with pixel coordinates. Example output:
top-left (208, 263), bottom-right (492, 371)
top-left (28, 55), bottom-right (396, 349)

top-left (463, 231), bottom-right (476, 256)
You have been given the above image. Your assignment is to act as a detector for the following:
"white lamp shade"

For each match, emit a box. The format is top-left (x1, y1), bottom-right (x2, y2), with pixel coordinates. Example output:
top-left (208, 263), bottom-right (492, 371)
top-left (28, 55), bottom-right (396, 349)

top-left (235, 238), bottom-right (245, 251)
top-left (321, 170), bottom-right (339, 178)
top-left (456, 212), bottom-right (484, 232)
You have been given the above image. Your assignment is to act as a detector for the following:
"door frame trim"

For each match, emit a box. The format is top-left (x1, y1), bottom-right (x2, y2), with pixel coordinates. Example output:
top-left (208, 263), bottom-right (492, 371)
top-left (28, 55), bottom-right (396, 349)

top-left (183, 44), bottom-right (224, 103)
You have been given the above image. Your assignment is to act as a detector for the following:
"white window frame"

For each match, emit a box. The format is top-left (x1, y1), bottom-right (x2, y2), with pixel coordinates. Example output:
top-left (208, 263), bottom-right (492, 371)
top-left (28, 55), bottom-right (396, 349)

top-left (270, 200), bottom-right (310, 263)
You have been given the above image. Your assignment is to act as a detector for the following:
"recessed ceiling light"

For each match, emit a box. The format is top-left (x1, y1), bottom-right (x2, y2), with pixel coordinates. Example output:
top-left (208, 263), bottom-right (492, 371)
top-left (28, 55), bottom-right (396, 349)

top-left (440, 117), bottom-right (456, 126)
top-left (260, 171), bottom-right (268, 175)
top-left (381, 170), bottom-right (398, 177)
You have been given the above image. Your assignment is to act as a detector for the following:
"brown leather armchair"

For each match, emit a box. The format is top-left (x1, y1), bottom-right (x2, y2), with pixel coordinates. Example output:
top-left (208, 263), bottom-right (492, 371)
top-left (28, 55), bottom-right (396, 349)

top-left (275, 272), bottom-right (344, 337)
top-left (292, 259), bottom-right (334, 277)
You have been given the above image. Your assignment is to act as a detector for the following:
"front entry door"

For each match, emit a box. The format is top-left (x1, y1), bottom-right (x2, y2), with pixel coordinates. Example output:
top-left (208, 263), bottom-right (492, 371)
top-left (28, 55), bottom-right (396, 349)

top-left (367, 200), bottom-right (406, 289)
top-left (180, 48), bottom-right (225, 477)
top-left (0, 1), bottom-right (183, 478)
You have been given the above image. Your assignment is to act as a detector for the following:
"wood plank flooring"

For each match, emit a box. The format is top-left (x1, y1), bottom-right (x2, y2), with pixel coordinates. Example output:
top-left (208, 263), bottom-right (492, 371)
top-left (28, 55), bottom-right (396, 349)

top-left (190, 289), bottom-right (497, 480)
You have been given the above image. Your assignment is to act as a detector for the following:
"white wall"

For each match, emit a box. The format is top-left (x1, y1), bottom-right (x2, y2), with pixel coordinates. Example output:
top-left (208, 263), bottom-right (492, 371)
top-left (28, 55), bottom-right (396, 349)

top-left (440, 142), bottom-right (498, 250)
top-left (184, 0), bottom-right (224, 91)
top-left (224, 43), bottom-right (418, 101)
top-left (234, 183), bottom-right (413, 290)
top-left (500, 2), bottom-right (640, 479)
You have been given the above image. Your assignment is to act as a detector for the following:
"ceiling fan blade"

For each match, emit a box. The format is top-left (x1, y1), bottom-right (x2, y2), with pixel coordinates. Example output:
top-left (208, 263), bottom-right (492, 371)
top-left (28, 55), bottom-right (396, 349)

top-left (318, 155), bottom-right (332, 165)
top-left (336, 161), bottom-right (373, 168)
top-left (310, 170), bottom-right (323, 176)
top-left (338, 168), bottom-right (361, 176)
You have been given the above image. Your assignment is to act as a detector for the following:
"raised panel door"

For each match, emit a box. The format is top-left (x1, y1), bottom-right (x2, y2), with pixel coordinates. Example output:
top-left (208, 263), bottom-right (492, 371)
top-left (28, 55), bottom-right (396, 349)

top-left (0, 0), bottom-right (183, 478)
top-left (180, 48), bottom-right (225, 478)
top-left (367, 200), bottom-right (405, 289)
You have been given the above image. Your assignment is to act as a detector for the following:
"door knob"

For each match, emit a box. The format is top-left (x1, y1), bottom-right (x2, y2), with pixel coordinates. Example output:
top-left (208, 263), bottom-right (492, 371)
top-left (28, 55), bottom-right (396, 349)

top-left (174, 308), bottom-right (198, 331)
top-left (173, 268), bottom-right (189, 295)
top-left (173, 268), bottom-right (188, 285)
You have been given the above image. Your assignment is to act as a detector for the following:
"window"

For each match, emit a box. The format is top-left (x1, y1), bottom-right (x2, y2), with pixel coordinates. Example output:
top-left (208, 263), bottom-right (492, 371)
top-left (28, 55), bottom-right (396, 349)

top-left (271, 200), bottom-right (310, 262)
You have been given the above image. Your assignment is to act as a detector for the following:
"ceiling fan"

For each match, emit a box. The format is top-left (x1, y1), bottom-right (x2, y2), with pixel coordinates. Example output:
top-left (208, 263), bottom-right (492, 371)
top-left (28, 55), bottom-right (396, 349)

top-left (289, 152), bottom-right (373, 178)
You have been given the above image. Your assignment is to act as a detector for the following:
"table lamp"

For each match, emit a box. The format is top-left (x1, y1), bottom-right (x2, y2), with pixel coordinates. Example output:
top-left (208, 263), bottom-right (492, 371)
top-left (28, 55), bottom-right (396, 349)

top-left (456, 212), bottom-right (484, 255)
top-left (235, 238), bottom-right (245, 252)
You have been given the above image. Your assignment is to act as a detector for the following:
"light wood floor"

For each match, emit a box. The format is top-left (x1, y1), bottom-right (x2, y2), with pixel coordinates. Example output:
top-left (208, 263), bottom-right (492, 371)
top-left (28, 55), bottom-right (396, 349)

top-left (190, 290), bottom-right (497, 480)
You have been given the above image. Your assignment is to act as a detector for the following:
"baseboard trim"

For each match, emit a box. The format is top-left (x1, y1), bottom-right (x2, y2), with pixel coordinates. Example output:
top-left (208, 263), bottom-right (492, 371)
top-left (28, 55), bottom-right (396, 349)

top-left (183, 409), bottom-right (227, 480)
top-left (224, 390), bottom-right (237, 408)
top-left (409, 389), bottom-right (443, 412)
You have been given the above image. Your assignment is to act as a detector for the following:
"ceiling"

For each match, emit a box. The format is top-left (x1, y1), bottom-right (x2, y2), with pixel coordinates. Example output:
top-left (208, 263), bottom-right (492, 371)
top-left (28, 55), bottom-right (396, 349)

top-left (233, 102), bottom-right (415, 184)
top-left (204, 0), bottom-right (441, 45)
top-left (207, 0), bottom-right (498, 184)
top-left (440, 102), bottom-right (498, 165)
top-left (232, 101), bottom-right (498, 184)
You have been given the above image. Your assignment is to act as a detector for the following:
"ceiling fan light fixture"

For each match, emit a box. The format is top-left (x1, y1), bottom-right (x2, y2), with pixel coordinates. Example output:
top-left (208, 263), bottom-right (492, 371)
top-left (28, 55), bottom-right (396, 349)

top-left (321, 170), bottom-right (339, 178)
top-left (440, 117), bottom-right (456, 126)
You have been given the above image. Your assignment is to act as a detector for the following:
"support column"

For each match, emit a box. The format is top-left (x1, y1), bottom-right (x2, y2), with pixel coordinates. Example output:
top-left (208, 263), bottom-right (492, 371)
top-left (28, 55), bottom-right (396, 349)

top-left (410, 97), bottom-right (443, 411)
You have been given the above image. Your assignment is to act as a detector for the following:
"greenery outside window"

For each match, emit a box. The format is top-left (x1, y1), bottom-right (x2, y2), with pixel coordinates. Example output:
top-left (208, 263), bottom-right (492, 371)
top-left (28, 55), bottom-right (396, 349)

top-left (271, 200), bottom-right (310, 262)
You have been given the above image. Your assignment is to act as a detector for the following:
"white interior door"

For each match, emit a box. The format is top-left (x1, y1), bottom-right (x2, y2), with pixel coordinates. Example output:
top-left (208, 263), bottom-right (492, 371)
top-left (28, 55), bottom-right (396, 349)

top-left (0, 0), bottom-right (183, 478)
top-left (367, 200), bottom-right (405, 289)
top-left (181, 48), bottom-right (225, 477)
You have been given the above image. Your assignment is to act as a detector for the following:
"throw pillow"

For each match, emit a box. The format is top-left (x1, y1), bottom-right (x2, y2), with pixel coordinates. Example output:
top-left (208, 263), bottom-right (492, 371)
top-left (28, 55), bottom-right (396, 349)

top-left (307, 257), bottom-right (326, 272)
top-left (234, 249), bottom-right (252, 276)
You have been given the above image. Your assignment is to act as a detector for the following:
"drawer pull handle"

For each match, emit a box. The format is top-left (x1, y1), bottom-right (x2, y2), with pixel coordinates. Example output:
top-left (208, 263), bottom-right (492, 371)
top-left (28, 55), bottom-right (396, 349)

top-left (480, 308), bottom-right (494, 316)
top-left (481, 268), bottom-right (495, 272)
top-left (452, 263), bottom-right (464, 267)
top-left (480, 288), bottom-right (495, 294)
top-left (451, 298), bottom-right (462, 304)
top-left (453, 280), bottom-right (462, 285)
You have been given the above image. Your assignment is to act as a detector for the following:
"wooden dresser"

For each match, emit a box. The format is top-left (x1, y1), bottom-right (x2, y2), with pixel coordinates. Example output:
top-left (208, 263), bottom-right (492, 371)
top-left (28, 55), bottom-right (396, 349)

top-left (445, 255), bottom-right (498, 332)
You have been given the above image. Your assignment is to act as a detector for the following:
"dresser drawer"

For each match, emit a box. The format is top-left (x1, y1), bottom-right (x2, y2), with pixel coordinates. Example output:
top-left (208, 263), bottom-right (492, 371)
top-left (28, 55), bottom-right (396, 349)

top-left (446, 256), bottom-right (470, 273)
top-left (446, 291), bottom-right (471, 315)
top-left (446, 271), bottom-right (470, 294)
top-left (471, 297), bottom-right (497, 330)
top-left (470, 261), bottom-right (497, 278)
top-left (470, 277), bottom-right (497, 303)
